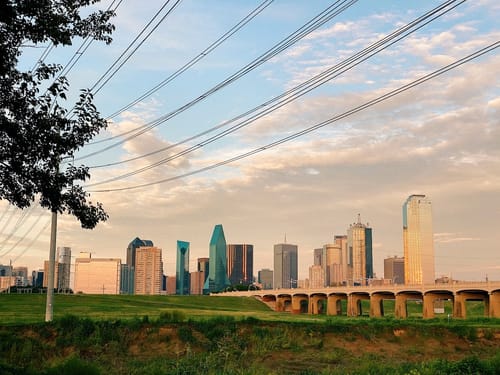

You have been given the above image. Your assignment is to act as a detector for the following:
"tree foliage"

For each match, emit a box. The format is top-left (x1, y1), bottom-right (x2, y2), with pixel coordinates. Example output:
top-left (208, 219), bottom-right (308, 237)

top-left (0, 0), bottom-right (115, 228)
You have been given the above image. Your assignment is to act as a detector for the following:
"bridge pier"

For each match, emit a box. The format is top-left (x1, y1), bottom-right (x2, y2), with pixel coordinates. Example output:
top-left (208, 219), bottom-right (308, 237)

top-left (490, 291), bottom-right (500, 318)
top-left (369, 294), bottom-right (383, 317)
top-left (309, 294), bottom-right (327, 315)
top-left (348, 293), bottom-right (369, 316)
top-left (327, 294), bottom-right (346, 316)
top-left (395, 292), bottom-right (422, 319)
top-left (422, 292), bottom-right (453, 319)
top-left (276, 296), bottom-right (291, 312)
top-left (291, 294), bottom-right (308, 314)
top-left (454, 291), bottom-right (489, 318)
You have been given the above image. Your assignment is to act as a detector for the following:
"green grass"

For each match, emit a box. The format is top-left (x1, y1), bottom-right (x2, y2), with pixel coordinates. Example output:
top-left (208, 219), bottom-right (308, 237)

top-left (0, 294), bottom-right (271, 325)
top-left (1, 294), bottom-right (499, 327)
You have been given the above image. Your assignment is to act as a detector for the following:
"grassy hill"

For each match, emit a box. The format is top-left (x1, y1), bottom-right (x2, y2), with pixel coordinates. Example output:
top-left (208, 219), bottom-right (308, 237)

top-left (1, 294), bottom-right (500, 374)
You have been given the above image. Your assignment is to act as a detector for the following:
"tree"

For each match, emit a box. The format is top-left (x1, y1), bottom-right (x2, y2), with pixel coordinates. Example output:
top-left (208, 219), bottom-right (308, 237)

top-left (0, 0), bottom-right (115, 228)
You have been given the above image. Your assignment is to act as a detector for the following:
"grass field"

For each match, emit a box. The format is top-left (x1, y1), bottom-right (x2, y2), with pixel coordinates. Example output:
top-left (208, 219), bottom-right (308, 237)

top-left (0, 293), bottom-right (496, 326)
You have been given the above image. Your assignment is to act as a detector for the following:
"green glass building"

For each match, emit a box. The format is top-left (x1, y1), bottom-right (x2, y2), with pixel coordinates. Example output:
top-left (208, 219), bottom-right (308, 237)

top-left (176, 240), bottom-right (190, 295)
top-left (203, 224), bottom-right (231, 294)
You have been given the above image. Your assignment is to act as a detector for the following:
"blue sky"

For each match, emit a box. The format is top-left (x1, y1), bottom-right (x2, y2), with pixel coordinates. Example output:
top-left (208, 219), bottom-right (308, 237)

top-left (3, 0), bottom-right (500, 282)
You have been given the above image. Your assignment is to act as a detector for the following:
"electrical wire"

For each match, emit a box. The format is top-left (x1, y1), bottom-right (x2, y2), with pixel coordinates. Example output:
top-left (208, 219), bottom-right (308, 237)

top-left (101, 0), bottom-right (274, 124)
top-left (31, 43), bottom-right (54, 71)
top-left (12, 219), bottom-right (51, 264)
top-left (0, 211), bottom-right (46, 259)
top-left (73, 0), bottom-right (358, 162)
top-left (87, 41), bottom-right (499, 192)
top-left (90, 0), bottom-right (183, 95)
top-left (85, 0), bottom-right (464, 184)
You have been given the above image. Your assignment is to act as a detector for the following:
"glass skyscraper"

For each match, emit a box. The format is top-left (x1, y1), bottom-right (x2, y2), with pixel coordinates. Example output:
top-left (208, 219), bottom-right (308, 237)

top-left (203, 225), bottom-right (231, 294)
top-left (226, 244), bottom-right (253, 285)
top-left (176, 240), bottom-right (190, 295)
top-left (273, 243), bottom-right (298, 289)
top-left (403, 194), bottom-right (435, 284)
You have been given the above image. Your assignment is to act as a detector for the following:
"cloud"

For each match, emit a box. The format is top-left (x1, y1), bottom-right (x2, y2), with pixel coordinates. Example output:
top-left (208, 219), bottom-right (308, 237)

top-left (434, 233), bottom-right (481, 243)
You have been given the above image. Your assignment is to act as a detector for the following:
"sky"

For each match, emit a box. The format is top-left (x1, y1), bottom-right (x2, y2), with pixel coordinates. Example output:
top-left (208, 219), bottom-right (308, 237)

top-left (1, 0), bottom-right (499, 282)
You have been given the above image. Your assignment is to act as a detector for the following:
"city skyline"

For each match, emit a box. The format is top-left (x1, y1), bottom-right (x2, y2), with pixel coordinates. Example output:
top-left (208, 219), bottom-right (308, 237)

top-left (0, 1), bottom-right (498, 282)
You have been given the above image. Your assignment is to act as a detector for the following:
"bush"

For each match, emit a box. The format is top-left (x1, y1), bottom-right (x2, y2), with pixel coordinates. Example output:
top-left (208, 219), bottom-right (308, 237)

top-left (45, 356), bottom-right (101, 375)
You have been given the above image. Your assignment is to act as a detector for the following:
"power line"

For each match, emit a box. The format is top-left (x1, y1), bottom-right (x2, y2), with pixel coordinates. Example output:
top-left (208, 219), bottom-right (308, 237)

top-left (73, 0), bottom-right (358, 162)
top-left (45, 0), bottom-right (124, 94)
top-left (12, 219), bottom-right (51, 264)
top-left (85, 0), bottom-right (464, 184)
top-left (91, 0), bottom-right (183, 95)
top-left (31, 43), bottom-right (54, 71)
top-left (0, 211), bottom-right (46, 259)
top-left (87, 41), bottom-right (499, 192)
top-left (101, 0), bottom-right (274, 124)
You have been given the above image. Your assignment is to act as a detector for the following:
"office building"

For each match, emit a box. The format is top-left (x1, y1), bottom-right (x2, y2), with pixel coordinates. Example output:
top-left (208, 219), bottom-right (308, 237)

top-left (203, 224), bottom-right (231, 293)
top-left (384, 256), bottom-right (405, 284)
top-left (309, 265), bottom-right (325, 288)
top-left (57, 246), bottom-right (71, 290)
top-left (134, 246), bottom-right (163, 295)
top-left (198, 257), bottom-right (209, 284)
top-left (176, 240), bottom-right (190, 295)
top-left (126, 237), bottom-right (153, 267)
top-left (334, 235), bottom-right (348, 284)
top-left (74, 252), bottom-right (121, 294)
top-left (323, 243), bottom-right (344, 286)
top-left (313, 248), bottom-right (323, 266)
top-left (274, 243), bottom-right (298, 289)
top-left (403, 194), bottom-right (435, 284)
top-left (13, 266), bottom-right (29, 287)
top-left (32, 270), bottom-right (44, 288)
top-left (120, 264), bottom-right (134, 294)
top-left (43, 260), bottom-right (58, 288)
top-left (258, 268), bottom-right (273, 289)
top-left (226, 244), bottom-right (253, 285)
top-left (190, 271), bottom-right (205, 295)
top-left (347, 215), bottom-right (373, 285)
top-left (166, 275), bottom-right (176, 294)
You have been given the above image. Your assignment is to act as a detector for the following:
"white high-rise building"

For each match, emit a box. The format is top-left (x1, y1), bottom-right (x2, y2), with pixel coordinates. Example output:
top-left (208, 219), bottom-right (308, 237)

top-left (74, 252), bottom-right (121, 294)
top-left (403, 195), bottom-right (435, 284)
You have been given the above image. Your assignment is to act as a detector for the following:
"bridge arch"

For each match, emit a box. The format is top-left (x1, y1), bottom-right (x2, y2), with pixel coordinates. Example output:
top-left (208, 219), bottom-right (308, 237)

top-left (395, 290), bottom-right (423, 318)
top-left (454, 289), bottom-right (489, 318)
top-left (348, 292), bottom-right (370, 316)
top-left (327, 293), bottom-right (347, 316)
top-left (291, 293), bottom-right (309, 314)
top-left (370, 291), bottom-right (395, 317)
top-left (423, 290), bottom-right (454, 318)
top-left (309, 293), bottom-right (327, 315)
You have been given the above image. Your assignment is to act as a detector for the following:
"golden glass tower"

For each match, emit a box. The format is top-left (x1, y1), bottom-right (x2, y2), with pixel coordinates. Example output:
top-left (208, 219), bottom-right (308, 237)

top-left (403, 195), bottom-right (435, 284)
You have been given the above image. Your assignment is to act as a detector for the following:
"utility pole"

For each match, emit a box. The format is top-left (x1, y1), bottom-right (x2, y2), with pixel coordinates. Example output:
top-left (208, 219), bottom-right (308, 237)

top-left (45, 210), bottom-right (57, 322)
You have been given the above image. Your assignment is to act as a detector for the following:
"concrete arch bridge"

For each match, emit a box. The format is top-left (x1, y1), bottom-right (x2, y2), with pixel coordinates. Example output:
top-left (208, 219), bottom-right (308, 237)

top-left (215, 282), bottom-right (500, 319)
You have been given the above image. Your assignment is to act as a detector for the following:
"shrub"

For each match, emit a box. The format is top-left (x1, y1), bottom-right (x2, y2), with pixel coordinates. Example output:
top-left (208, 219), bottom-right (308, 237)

top-left (45, 356), bottom-right (101, 375)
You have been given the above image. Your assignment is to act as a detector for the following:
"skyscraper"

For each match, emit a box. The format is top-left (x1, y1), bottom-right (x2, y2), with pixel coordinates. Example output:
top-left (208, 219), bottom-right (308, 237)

top-left (274, 243), bottom-right (298, 289)
top-left (323, 243), bottom-right (343, 286)
top-left (226, 244), bottom-right (253, 285)
top-left (258, 268), bottom-right (273, 289)
top-left (134, 246), bottom-right (163, 295)
top-left (124, 237), bottom-right (153, 294)
top-left (203, 224), bottom-right (231, 294)
top-left (176, 240), bottom-right (190, 295)
top-left (384, 256), bottom-right (405, 284)
top-left (126, 237), bottom-right (153, 267)
top-left (57, 246), bottom-right (71, 291)
top-left (403, 194), bottom-right (435, 284)
top-left (347, 215), bottom-right (373, 285)
top-left (197, 257), bottom-right (209, 284)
